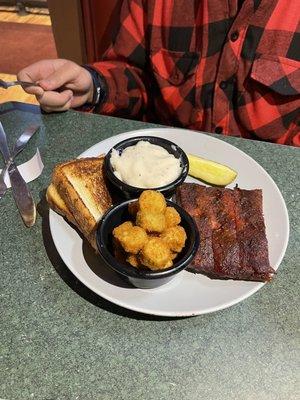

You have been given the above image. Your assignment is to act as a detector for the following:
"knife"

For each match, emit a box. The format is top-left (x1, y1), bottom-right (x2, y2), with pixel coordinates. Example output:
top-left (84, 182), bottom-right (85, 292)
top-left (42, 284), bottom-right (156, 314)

top-left (0, 125), bottom-right (39, 199)
top-left (0, 122), bottom-right (36, 227)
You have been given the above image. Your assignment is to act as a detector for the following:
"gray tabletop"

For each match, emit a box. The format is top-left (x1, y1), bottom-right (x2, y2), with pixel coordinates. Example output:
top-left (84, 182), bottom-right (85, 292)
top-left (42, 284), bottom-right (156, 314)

top-left (0, 102), bottom-right (299, 400)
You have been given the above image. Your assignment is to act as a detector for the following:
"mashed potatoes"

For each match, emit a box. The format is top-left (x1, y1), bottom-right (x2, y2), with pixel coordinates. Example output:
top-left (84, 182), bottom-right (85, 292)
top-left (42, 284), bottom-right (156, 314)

top-left (110, 141), bottom-right (182, 188)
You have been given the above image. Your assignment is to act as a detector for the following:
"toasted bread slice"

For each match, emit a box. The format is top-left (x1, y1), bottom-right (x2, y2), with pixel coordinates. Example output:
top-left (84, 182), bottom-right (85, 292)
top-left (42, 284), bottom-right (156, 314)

top-left (48, 156), bottom-right (112, 249)
top-left (46, 183), bottom-right (77, 225)
top-left (46, 183), bottom-right (101, 248)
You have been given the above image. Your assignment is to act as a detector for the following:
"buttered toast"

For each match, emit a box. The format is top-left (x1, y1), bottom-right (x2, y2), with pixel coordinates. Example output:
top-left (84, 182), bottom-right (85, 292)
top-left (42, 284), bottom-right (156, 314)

top-left (46, 156), bottom-right (112, 249)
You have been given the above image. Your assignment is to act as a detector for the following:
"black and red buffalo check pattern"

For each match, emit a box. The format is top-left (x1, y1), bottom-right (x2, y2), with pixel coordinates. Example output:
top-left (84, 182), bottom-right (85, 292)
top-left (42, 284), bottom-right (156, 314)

top-left (91, 0), bottom-right (300, 146)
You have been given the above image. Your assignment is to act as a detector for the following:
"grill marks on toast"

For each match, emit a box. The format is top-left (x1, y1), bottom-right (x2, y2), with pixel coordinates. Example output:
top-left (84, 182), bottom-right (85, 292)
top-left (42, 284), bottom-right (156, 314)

top-left (177, 183), bottom-right (274, 282)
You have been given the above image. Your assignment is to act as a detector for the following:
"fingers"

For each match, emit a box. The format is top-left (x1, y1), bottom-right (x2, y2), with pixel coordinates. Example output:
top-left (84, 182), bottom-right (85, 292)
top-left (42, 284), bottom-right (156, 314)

top-left (41, 98), bottom-right (73, 113)
top-left (37, 63), bottom-right (80, 91)
top-left (17, 59), bottom-right (72, 96)
top-left (39, 89), bottom-right (73, 113)
top-left (17, 59), bottom-right (87, 112)
top-left (17, 79), bottom-right (44, 98)
top-left (18, 81), bottom-right (44, 97)
top-left (18, 62), bottom-right (46, 96)
top-left (22, 84), bottom-right (44, 97)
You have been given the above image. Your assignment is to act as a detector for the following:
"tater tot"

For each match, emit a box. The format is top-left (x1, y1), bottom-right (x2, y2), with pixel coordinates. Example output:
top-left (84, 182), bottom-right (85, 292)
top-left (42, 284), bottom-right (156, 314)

top-left (112, 190), bottom-right (187, 271)
top-left (113, 221), bottom-right (133, 235)
top-left (136, 210), bottom-right (166, 233)
top-left (113, 222), bottom-right (147, 254)
top-left (126, 254), bottom-right (140, 268)
top-left (165, 207), bottom-right (181, 227)
top-left (139, 190), bottom-right (166, 214)
top-left (160, 226), bottom-right (187, 253)
top-left (140, 237), bottom-right (173, 270)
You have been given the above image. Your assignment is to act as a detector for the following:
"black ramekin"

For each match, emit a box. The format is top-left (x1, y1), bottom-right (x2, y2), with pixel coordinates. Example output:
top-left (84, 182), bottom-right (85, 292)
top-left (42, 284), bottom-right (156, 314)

top-left (104, 136), bottom-right (189, 199)
top-left (96, 199), bottom-right (199, 289)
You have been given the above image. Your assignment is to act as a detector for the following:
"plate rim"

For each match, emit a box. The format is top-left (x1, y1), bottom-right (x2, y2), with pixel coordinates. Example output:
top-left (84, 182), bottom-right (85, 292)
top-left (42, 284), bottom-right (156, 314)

top-left (49, 128), bottom-right (290, 317)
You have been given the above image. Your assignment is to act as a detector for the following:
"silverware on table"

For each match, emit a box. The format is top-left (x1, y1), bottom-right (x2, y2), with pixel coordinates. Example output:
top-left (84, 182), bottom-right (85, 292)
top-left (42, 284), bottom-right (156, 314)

top-left (0, 125), bottom-right (39, 199)
top-left (0, 122), bottom-right (36, 227)
top-left (0, 79), bottom-right (39, 89)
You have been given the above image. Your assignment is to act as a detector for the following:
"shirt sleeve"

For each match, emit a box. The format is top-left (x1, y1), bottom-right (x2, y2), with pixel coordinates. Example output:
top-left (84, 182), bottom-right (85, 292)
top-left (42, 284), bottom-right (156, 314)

top-left (89, 0), bottom-right (147, 119)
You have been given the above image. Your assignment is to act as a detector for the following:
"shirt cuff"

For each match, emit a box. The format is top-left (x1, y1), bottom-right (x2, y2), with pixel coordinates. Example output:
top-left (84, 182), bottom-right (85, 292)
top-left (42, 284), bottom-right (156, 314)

top-left (81, 65), bottom-right (108, 111)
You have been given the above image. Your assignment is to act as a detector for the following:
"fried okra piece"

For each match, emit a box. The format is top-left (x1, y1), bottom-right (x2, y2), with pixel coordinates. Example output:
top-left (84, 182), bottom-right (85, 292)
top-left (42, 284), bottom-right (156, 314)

top-left (112, 221), bottom-right (133, 240)
top-left (113, 221), bottom-right (133, 231)
top-left (140, 237), bottom-right (173, 270)
top-left (139, 190), bottom-right (166, 214)
top-left (160, 226), bottom-right (187, 253)
top-left (165, 206), bottom-right (181, 228)
top-left (113, 221), bottom-right (147, 254)
top-left (126, 253), bottom-right (140, 268)
top-left (136, 210), bottom-right (166, 233)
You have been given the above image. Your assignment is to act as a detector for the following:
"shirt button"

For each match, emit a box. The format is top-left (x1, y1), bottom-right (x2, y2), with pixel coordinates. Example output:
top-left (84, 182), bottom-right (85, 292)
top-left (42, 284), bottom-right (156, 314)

top-left (220, 81), bottom-right (227, 90)
top-left (172, 71), bottom-right (181, 83)
top-left (215, 126), bottom-right (223, 134)
top-left (230, 31), bottom-right (239, 42)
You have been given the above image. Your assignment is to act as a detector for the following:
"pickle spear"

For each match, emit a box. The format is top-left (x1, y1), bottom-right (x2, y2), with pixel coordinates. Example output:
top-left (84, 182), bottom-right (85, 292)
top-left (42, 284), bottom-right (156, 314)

top-left (187, 154), bottom-right (237, 186)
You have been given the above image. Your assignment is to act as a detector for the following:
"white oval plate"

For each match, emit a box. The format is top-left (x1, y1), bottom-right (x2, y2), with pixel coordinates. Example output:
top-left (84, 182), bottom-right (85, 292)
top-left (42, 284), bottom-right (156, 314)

top-left (49, 128), bottom-right (289, 317)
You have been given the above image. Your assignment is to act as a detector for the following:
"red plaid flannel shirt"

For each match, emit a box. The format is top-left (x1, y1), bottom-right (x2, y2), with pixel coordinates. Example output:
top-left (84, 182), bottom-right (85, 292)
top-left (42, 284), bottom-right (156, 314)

top-left (91, 0), bottom-right (300, 146)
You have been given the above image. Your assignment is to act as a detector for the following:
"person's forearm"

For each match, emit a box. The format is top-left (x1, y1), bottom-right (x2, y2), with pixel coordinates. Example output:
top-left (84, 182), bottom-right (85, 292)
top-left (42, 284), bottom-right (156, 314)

top-left (91, 60), bottom-right (147, 117)
top-left (89, 0), bottom-right (147, 118)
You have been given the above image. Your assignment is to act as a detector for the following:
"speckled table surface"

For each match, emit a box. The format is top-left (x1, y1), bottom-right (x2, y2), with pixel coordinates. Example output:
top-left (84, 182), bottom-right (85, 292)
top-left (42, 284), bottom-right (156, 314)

top-left (0, 102), bottom-right (299, 400)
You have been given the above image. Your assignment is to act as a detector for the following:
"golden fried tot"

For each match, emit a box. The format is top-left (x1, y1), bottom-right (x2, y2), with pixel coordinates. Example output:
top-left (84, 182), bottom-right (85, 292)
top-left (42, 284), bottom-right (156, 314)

top-left (160, 226), bottom-right (187, 253)
top-left (165, 206), bottom-right (181, 228)
top-left (139, 190), bottom-right (166, 214)
top-left (112, 190), bottom-right (187, 271)
top-left (113, 221), bottom-right (133, 234)
top-left (126, 253), bottom-right (140, 268)
top-left (136, 210), bottom-right (166, 233)
top-left (113, 222), bottom-right (147, 254)
top-left (140, 237), bottom-right (173, 270)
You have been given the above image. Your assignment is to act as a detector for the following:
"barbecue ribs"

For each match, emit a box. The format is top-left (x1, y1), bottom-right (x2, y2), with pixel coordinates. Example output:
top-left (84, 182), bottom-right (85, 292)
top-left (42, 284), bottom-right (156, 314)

top-left (177, 183), bottom-right (274, 282)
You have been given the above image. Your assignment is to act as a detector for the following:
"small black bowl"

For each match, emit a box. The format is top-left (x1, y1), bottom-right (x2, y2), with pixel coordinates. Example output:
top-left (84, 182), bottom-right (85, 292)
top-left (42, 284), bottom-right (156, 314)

top-left (96, 199), bottom-right (199, 289)
top-left (104, 136), bottom-right (189, 199)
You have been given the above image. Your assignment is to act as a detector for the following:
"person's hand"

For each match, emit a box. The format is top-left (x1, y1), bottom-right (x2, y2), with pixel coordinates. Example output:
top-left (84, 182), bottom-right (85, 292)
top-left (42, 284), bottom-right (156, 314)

top-left (17, 59), bottom-right (94, 112)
